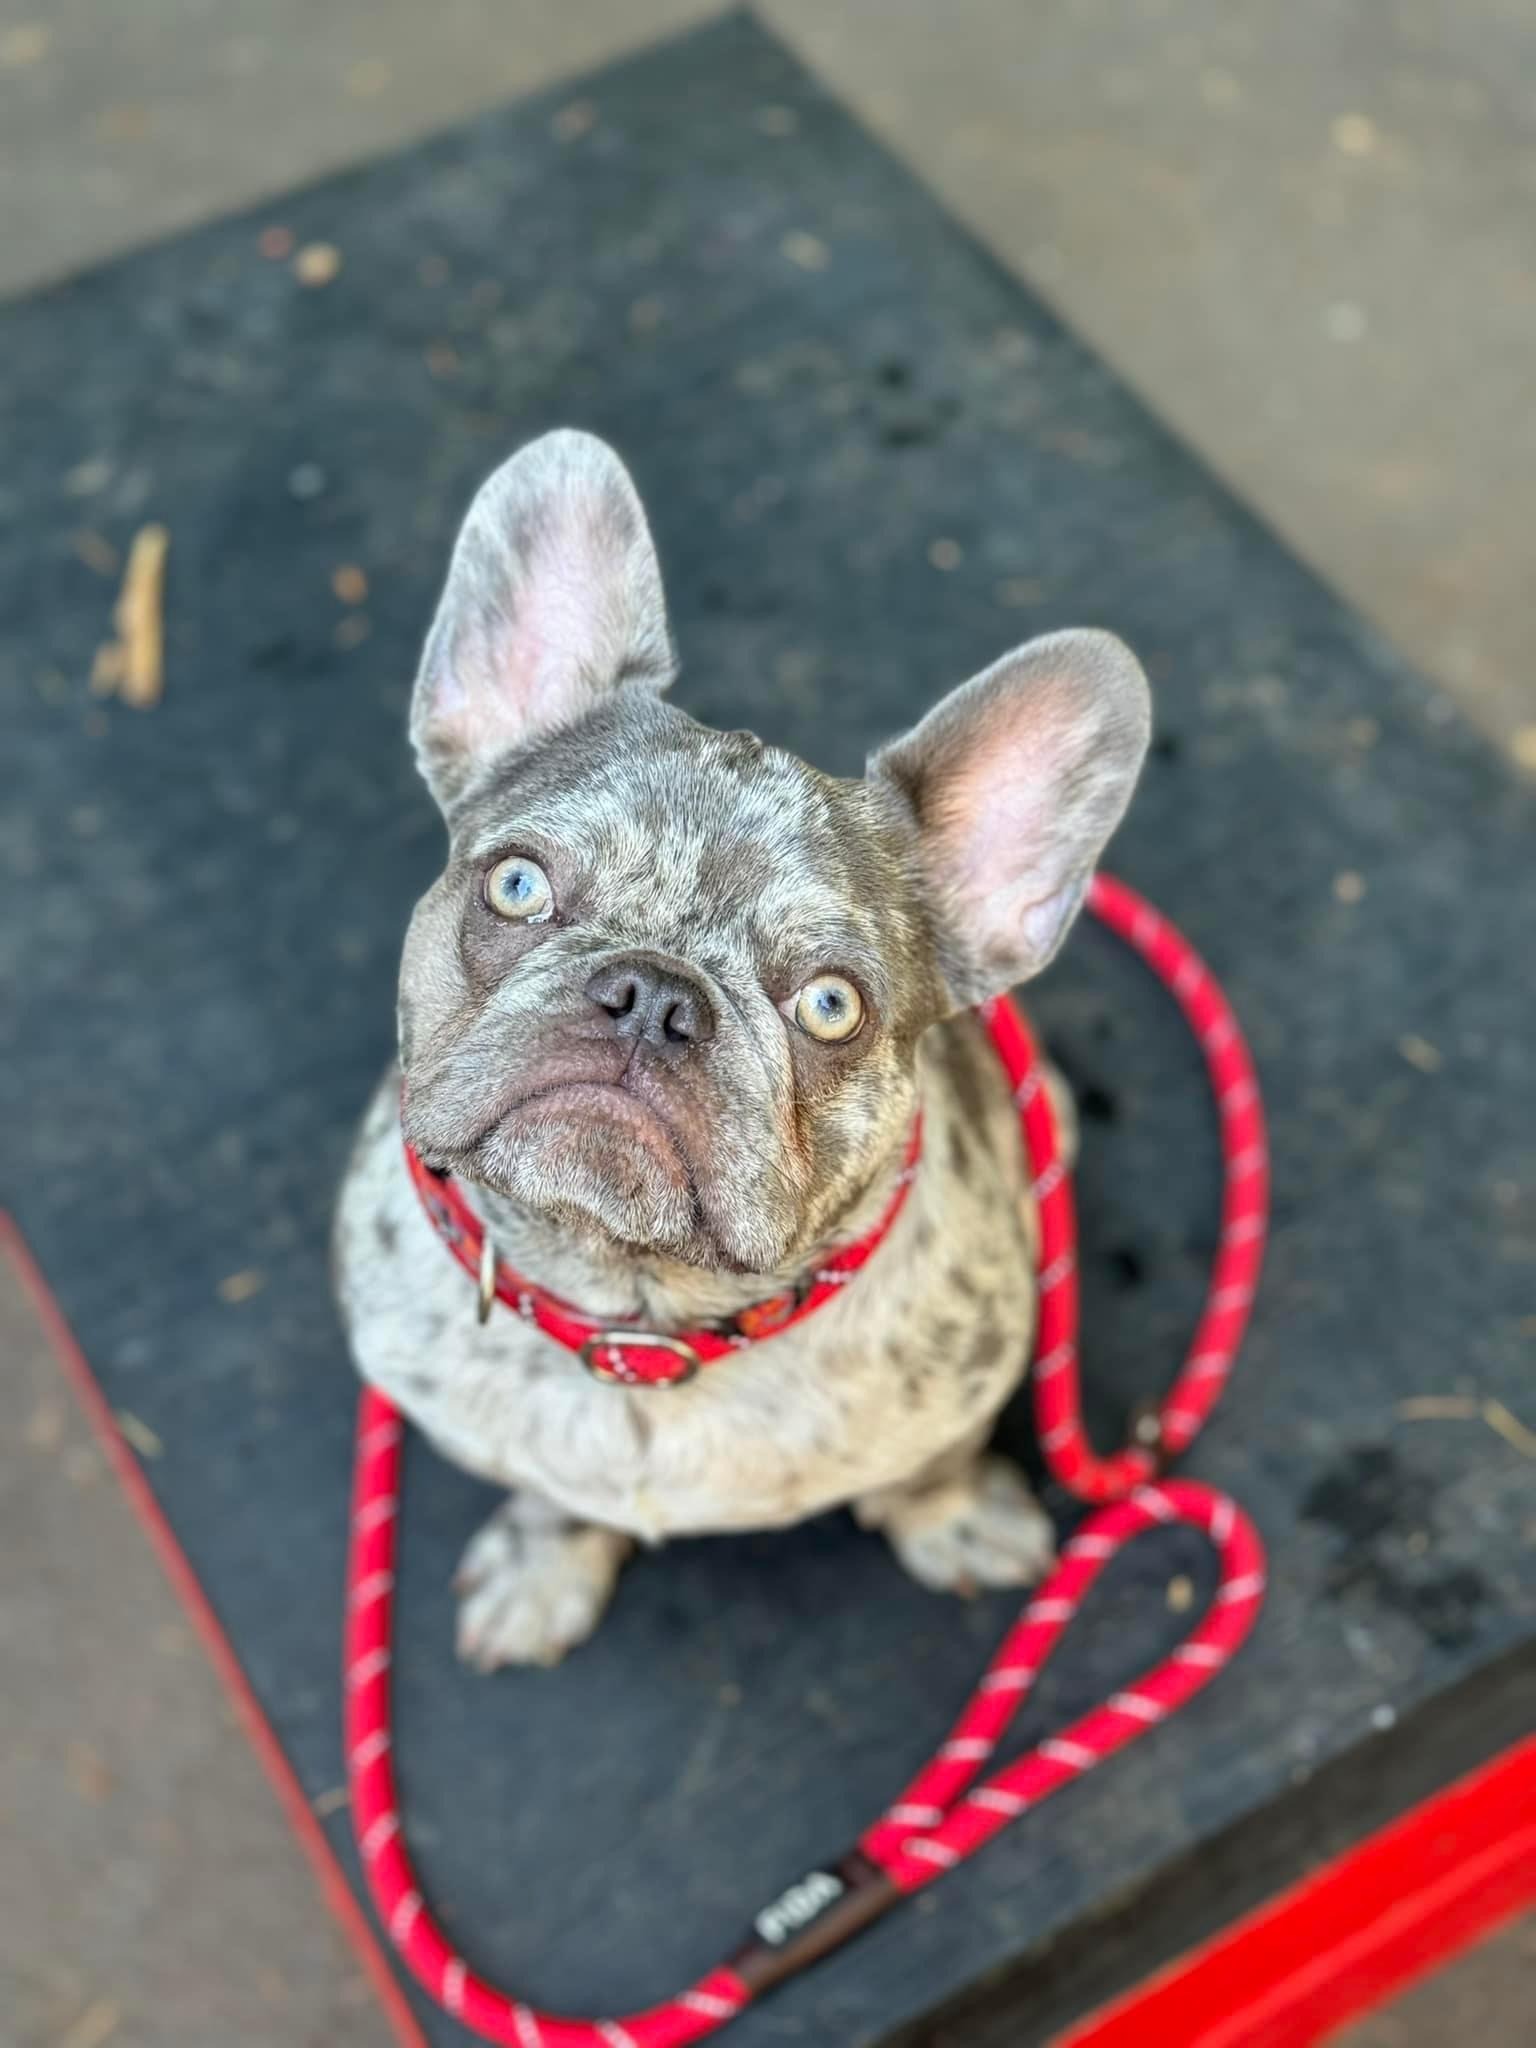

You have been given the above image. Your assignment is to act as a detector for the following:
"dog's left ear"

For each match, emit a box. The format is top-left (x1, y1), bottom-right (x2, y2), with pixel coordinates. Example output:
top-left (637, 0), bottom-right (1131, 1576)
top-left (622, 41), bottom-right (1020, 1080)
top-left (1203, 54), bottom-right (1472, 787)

top-left (870, 628), bottom-right (1151, 1002)
top-left (411, 429), bottom-right (675, 811)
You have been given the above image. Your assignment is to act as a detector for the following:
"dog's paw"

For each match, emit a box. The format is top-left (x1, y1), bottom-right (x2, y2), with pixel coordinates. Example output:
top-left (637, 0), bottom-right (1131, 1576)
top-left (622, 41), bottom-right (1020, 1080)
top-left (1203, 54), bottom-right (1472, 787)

top-left (882, 1455), bottom-right (1057, 1597)
top-left (453, 1505), bottom-right (631, 1672)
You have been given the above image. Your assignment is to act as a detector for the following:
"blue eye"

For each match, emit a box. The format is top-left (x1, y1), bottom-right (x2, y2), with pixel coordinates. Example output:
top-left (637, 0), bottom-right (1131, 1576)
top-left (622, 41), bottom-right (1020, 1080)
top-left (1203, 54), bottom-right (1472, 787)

top-left (486, 855), bottom-right (554, 923)
top-left (792, 974), bottom-right (864, 1043)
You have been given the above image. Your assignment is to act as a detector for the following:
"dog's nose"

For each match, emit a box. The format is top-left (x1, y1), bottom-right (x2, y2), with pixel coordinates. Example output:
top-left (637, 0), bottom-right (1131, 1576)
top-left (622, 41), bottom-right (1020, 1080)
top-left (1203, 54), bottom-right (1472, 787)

top-left (584, 956), bottom-right (715, 1053)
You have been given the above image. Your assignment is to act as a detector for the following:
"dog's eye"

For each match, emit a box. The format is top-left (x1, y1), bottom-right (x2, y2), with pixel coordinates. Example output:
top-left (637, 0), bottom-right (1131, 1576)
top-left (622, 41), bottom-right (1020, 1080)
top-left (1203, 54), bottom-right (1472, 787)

top-left (485, 855), bottom-right (554, 923)
top-left (792, 974), bottom-right (864, 1043)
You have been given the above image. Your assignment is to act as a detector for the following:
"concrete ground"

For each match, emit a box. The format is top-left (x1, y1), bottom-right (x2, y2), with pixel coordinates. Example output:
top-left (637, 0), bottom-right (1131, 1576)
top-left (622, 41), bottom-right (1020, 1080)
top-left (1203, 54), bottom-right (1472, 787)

top-left (1, 1257), bottom-right (385, 2048)
top-left (1, 3), bottom-right (1530, 2043)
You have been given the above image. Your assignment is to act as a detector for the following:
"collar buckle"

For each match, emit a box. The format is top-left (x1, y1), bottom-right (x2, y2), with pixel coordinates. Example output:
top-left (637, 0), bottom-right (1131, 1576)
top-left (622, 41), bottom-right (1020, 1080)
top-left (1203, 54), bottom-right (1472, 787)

top-left (579, 1330), bottom-right (701, 1388)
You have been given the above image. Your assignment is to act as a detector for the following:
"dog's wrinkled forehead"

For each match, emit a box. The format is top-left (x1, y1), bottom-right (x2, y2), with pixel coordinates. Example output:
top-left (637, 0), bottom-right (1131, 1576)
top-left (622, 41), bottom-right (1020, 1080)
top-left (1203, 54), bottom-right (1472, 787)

top-left (452, 698), bottom-right (928, 991)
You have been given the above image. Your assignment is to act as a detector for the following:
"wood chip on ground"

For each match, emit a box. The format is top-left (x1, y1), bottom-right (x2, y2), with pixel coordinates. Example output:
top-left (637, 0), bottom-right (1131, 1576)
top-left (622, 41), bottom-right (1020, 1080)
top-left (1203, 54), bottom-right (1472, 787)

top-left (92, 523), bottom-right (168, 708)
top-left (1396, 1394), bottom-right (1536, 1458)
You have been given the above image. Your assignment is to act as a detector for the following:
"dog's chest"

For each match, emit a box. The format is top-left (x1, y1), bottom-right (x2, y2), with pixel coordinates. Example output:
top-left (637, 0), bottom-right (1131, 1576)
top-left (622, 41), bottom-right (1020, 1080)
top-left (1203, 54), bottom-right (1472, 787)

top-left (334, 1060), bottom-right (1035, 1538)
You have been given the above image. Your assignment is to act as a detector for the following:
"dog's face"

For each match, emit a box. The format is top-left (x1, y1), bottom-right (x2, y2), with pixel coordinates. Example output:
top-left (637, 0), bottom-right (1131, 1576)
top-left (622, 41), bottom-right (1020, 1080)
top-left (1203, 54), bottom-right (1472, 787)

top-left (399, 432), bottom-right (1149, 1274)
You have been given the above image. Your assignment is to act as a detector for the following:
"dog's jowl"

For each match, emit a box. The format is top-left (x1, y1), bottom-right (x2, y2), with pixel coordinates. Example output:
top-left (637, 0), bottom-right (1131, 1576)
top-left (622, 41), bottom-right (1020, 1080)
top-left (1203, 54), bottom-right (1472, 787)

top-left (333, 431), bottom-right (1150, 1671)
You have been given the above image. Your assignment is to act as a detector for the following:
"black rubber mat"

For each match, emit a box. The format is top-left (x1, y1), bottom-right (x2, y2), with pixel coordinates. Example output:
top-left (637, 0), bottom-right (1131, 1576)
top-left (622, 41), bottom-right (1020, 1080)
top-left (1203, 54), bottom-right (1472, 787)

top-left (2, 14), bottom-right (1532, 2045)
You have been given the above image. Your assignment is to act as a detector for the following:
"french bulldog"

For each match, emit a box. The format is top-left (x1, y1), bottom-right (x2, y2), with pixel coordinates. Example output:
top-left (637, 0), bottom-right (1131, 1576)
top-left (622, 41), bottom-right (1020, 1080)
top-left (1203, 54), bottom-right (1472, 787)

top-left (333, 430), bottom-right (1150, 1670)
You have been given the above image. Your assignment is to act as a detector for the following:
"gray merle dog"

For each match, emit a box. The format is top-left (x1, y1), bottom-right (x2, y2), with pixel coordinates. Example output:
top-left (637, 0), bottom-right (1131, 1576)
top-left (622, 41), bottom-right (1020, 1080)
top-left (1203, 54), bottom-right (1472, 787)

top-left (334, 430), bottom-right (1150, 1670)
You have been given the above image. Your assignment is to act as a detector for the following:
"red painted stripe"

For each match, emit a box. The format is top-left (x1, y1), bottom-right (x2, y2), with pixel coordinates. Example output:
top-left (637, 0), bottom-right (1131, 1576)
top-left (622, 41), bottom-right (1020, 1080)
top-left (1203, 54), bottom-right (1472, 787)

top-left (0, 1212), bottom-right (429, 2048)
top-left (1052, 1730), bottom-right (1536, 2048)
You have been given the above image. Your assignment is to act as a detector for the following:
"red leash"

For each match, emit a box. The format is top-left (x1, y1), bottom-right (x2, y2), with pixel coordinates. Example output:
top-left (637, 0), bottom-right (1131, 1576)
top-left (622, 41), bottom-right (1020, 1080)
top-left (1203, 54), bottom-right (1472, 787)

top-left (1000, 872), bottom-right (1270, 1500)
top-left (345, 873), bottom-right (1269, 2046)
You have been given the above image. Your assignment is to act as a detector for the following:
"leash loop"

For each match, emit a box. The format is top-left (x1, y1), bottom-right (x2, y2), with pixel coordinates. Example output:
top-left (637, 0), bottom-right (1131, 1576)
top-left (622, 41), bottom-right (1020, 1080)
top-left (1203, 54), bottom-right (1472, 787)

top-left (345, 872), bottom-right (1271, 2044)
top-left (992, 872), bottom-right (1271, 1502)
top-left (858, 1478), bottom-right (1264, 1889)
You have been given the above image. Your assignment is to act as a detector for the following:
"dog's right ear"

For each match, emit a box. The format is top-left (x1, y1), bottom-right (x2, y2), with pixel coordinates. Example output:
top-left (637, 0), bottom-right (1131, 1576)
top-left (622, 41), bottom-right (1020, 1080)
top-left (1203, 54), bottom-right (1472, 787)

top-left (870, 628), bottom-right (1150, 1003)
top-left (411, 430), bottom-right (675, 811)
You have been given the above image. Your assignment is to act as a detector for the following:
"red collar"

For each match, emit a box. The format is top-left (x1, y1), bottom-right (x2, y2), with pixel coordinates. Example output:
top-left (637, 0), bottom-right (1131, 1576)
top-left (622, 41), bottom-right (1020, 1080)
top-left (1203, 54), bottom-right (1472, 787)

top-left (403, 1114), bottom-right (926, 1388)
top-left (402, 997), bottom-right (1044, 1388)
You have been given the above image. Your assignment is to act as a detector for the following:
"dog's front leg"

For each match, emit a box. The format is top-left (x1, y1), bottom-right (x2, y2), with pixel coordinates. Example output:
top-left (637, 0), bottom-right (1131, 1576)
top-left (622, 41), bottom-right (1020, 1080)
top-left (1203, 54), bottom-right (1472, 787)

top-left (453, 1490), bottom-right (633, 1672)
top-left (855, 1438), bottom-right (1056, 1597)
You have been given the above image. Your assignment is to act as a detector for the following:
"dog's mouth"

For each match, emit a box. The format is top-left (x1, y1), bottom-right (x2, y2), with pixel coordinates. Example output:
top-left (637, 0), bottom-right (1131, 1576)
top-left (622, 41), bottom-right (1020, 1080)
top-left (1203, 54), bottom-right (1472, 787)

top-left (404, 1048), bottom-right (794, 1273)
top-left (493, 1080), bottom-right (691, 1188)
top-left (420, 1068), bottom-right (734, 1263)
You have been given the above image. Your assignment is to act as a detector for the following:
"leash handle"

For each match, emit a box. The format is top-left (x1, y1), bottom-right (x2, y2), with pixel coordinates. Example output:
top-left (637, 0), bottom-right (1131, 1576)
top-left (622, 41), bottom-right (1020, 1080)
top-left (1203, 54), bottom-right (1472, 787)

top-left (344, 873), bottom-right (1272, 2046)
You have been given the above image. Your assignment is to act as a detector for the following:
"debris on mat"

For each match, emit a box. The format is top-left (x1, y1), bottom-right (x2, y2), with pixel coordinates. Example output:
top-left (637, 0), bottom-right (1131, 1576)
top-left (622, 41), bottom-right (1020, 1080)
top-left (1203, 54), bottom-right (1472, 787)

top-left (114, 1410), bottom-right (164, 1460)
top-left (1397, 1395), bottom-right (1536, 1459)
top-left (91, 522), bottom-right (169, 708)
top-left (292, 240), bottom-right (343, 287)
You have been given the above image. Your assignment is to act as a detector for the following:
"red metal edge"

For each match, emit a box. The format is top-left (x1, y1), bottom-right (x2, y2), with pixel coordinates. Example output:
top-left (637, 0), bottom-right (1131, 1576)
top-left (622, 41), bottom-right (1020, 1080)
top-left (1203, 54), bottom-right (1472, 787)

top-left (0, 1211), bottom-right (430, 2048)
top-left (1052, 1726), bottom-right (1536, 2048)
